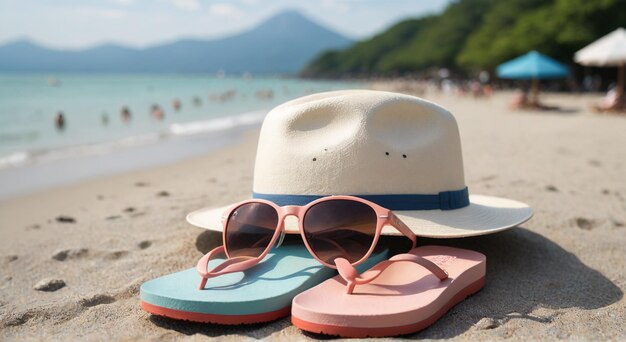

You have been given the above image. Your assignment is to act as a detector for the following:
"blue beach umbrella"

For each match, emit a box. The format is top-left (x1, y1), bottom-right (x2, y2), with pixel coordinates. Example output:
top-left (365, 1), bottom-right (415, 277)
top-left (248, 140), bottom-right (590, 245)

top-left (496, 51), bottom-right (569, 105)
top-left (497, 51), bottom-right (569, 79)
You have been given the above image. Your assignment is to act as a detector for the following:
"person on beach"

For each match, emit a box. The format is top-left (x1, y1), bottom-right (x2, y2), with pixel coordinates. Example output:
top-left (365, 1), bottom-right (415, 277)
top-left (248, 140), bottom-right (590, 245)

top-left (121, 106), bottom-right (132, 123)
top-left (54, 111), bottom-right (65, 131)
top-left (151, 104), bottom-right (164, 121)
top-left (593, 85), bottom-right (620, 112)
top-left (483, 84), bottom-right (493, 98)
top-left (470, 80), bottom-right (482, 99)
top-left (172, 98), bottom-right (181, 111)
top-left (510, 90), bottom-right (530, 109)
top-left (256, 88), bottom-right (274, 100)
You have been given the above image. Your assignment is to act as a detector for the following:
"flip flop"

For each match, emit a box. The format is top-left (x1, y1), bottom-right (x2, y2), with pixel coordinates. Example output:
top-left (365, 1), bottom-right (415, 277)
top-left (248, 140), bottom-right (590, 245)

top-left (140, 243), bottom-right (388, 325)
top-left (291, 245), bottom-right (486, 337)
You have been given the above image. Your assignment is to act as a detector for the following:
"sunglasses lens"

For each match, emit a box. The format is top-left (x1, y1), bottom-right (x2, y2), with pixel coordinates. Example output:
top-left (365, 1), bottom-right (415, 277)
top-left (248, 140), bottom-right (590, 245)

top-left (303, 199), bottom-right (377, 265)
top-left (225, 202), bottom-right (279, 258)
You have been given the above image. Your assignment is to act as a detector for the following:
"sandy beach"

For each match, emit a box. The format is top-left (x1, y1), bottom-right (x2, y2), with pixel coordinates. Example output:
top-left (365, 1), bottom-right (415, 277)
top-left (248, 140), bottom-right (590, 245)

top-left (1, 90), bottom-right (625, 340)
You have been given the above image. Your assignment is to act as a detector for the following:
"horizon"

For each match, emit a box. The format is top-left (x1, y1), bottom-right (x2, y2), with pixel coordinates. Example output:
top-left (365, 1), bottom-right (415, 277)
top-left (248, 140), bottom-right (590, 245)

top-left (0, 0), bottom-right (450, 50)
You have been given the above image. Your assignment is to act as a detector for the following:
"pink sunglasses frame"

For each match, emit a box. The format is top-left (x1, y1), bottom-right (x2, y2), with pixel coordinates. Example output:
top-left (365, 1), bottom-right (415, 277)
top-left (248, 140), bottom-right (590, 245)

top-left (197, 195), bottom-right (417, 290)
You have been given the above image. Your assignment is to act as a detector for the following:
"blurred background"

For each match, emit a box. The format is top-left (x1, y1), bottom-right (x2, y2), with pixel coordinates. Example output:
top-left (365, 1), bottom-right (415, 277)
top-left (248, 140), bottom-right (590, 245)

top-left (0, 0), bottom-right (624, 198)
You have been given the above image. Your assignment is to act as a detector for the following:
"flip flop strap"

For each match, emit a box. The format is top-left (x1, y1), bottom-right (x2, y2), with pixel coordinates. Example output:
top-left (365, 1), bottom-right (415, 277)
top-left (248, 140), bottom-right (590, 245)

top-left (196, 245), bottom-right (257, 290)
top-left (335, 252), bottom-right (449, 295)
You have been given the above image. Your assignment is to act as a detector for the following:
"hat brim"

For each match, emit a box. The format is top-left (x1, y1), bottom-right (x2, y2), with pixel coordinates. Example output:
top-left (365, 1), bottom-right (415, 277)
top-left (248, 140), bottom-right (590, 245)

top-left (186, 194), bottom-right (532, 238)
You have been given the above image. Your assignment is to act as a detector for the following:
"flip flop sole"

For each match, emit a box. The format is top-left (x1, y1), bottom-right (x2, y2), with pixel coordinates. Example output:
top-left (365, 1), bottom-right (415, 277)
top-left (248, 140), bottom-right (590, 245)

top-left (291, 246), bottom-right (486, 338)
top-left (141, 245), bottom-right (389, 325)
top-left (141, 301), bottom-right (291, 325)
top-left (292, 276), bottom-right (485, 337)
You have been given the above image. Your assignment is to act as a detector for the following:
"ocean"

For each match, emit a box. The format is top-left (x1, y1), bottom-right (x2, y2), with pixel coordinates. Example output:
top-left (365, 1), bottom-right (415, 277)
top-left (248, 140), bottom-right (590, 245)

top-left (0, 73), bottom-right (362, 197)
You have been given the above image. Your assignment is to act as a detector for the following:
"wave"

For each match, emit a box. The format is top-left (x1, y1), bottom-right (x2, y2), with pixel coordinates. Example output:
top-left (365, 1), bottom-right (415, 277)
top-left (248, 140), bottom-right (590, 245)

top-left (169, 109), bottom-right (266, 136)
top-left (0, 110), bottom-right (268, 170)
top-left (0, 151), bottom-right (29, 168)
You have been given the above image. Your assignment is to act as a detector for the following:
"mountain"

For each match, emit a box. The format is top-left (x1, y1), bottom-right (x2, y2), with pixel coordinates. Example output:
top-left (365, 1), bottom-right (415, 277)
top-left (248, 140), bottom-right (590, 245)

top-left (0, 10), bottom-right (352, 74)
top-left (302, 0), bottom-right (626, 78)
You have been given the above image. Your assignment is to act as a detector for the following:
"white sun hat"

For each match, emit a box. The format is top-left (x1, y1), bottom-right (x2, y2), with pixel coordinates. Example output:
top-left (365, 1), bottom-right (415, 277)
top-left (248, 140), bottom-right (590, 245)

top-left (187, 90), bottom-right (532, 238)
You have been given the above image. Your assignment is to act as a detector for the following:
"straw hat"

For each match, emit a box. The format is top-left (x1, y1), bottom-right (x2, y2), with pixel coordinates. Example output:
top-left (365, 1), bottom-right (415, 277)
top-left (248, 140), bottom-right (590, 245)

top-left (187, 90), bottom-right (532, 238)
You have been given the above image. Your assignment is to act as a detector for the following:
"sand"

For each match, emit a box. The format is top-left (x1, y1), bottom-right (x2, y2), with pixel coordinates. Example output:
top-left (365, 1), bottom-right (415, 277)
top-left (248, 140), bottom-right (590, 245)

top-left (1, 89), bottom-right (625, 341)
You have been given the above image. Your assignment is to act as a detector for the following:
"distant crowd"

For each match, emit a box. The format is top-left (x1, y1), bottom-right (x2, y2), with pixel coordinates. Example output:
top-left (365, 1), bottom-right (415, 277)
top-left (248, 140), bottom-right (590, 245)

top-left (53, 88), bottom-right (278, 131)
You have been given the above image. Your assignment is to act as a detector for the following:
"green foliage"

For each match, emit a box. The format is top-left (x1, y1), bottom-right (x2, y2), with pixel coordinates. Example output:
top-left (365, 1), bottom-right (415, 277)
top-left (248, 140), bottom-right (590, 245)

top-left (301, 17), bottom-right (434, 77)
top-left (457, 0), bottom-right (548, 69)
top-left (303, 0), bottom-right (626, 77)
top-left (380, 0), bottom-right (491, 74)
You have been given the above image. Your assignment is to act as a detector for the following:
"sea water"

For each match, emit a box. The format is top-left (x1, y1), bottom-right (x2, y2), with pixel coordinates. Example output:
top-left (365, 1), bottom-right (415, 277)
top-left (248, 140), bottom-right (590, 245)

top-left (0, 73), bottom-right (362, 169)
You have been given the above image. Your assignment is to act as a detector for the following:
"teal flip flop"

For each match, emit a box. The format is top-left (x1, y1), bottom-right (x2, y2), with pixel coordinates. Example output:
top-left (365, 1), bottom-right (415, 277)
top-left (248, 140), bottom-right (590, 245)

top-left (140, 244), bottom-right (388, 324)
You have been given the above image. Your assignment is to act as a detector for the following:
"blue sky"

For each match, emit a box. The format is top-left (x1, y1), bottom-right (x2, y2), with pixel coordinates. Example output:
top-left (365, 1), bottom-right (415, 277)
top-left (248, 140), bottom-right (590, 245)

top-left (0, 0), bottom-right (450, 49)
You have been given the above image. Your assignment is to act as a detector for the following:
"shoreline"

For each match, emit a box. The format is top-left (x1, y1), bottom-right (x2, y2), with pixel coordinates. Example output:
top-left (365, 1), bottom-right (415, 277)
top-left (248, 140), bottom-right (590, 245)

top-left (0, 113), bottom-right (265, 201)
top-left (0, 87), bottom-right (604, 200)
top-left (1, 91), bottom-right (625, 340)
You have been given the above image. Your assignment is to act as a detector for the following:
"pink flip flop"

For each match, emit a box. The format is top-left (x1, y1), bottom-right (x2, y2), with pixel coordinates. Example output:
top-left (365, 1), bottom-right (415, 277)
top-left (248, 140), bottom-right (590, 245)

top-left (291, 245), bottom-right (486, 338)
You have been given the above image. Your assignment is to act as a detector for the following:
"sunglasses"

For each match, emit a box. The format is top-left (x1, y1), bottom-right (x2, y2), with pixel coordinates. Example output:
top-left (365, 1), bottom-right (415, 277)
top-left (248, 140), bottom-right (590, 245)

top-left (197, 195), bottom-right (417, 290)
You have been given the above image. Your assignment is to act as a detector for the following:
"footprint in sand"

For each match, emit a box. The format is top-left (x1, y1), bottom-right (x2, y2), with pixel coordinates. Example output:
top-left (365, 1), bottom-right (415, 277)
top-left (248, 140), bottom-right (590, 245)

top-left (34, 278), bottom-right (66, 292)
top-left (1, 312), bottom-right (33, 328)
top-left (123, 207), bottom-right (135, 213)
top-left (4, 255), bottom-right (18, 263)
top-left (105, 215), bottom-right (121, 220)
top-left (137, 240), bottom-right (152, 249)
top-left (545, 185), bottom-right (559, 192)
top-left (575, 217), bottom-right (596, 230)
top-left (55, 216), bottom-right (76, 224)
top-left (135, 181), bottom-right (150, 187)
top-left (156, 191), bottom-right (170, 197)
top-left (52, 248), bottom-right (132, 262)
top-left (79, 294), bottom-right (116, 308)
top-left (104, 251), bottom-right (129, 260)
top-left (52, 248), bottom-right (88, 261)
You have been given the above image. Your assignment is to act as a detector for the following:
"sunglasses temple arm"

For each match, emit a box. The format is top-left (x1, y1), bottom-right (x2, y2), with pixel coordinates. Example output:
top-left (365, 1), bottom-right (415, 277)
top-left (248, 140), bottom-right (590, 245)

top-left (196, 246), bottom-right (260, 289)
top-left (389, 212), bottom-right (417, 249)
